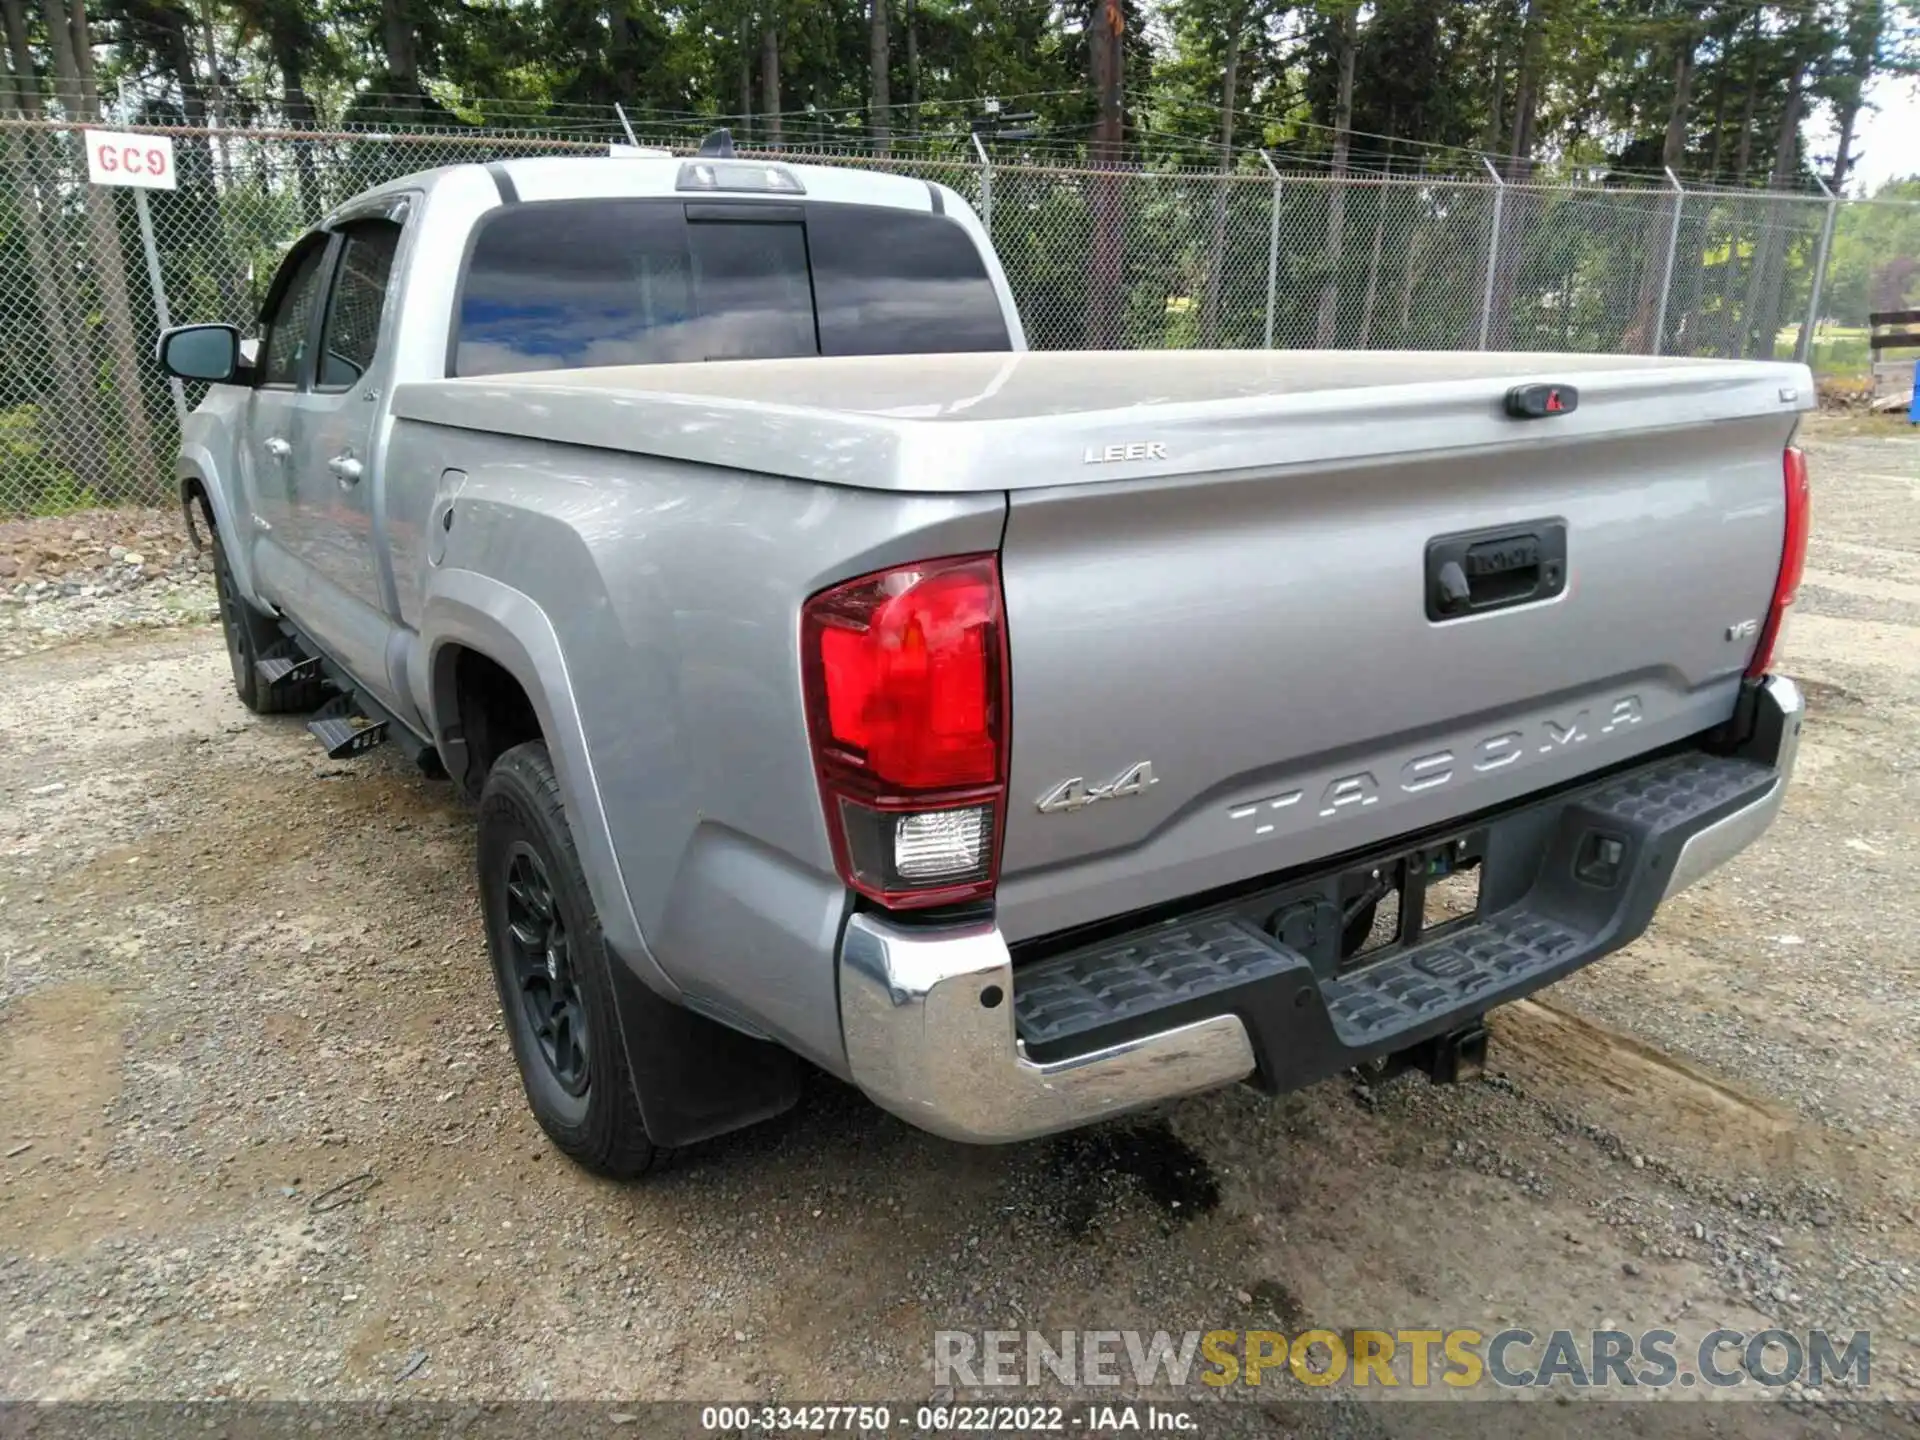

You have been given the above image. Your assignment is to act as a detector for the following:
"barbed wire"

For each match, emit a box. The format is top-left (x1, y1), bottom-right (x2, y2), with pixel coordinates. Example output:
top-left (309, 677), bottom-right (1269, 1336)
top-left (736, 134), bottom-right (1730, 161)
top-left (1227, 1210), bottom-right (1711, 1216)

top-left (1127, 84), bottom-right (1844, 195)
top-left (61, 57), bottom-right (1881, 200)
top-left (5, 109), bottom-right (1904, 203)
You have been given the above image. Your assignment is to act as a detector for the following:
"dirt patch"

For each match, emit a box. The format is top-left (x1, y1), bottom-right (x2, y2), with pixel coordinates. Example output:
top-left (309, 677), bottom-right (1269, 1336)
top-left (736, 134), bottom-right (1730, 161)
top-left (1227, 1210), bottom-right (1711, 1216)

top-left (0, 984), bottom-right (129, 1248)
top-left (1042, 1121), bottom-right (1224, 1238)
top-left (0, 506), bottom-right (187, 584)
top-left (1498, 996), bottom-right (1793, 1146)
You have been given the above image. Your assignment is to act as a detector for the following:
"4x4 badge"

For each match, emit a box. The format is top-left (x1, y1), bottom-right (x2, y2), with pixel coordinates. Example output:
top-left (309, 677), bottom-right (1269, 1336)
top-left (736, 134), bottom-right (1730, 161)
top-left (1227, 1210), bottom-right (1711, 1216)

top-left (1036, 761), bottom-right (1159, 815)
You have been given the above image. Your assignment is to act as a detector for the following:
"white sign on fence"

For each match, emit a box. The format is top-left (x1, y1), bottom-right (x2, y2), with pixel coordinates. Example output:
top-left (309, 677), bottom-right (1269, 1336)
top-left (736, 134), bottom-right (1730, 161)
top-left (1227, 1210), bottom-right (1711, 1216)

top-left (83, 129), bottom-right (177, 190)
top-left (83, 128), bottom-right (189, 425)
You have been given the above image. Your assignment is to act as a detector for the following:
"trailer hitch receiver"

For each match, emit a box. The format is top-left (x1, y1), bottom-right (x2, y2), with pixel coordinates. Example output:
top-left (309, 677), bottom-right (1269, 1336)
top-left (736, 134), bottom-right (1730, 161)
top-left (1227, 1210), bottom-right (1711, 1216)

top-left (1414, 1021), bottom-right (1490, 1086)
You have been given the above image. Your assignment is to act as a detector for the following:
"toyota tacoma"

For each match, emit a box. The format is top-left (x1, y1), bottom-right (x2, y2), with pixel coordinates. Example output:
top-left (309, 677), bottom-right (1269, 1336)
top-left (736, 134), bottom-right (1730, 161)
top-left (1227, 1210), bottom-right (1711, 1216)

top-left (160, 144), bottom-right (1811, 1176)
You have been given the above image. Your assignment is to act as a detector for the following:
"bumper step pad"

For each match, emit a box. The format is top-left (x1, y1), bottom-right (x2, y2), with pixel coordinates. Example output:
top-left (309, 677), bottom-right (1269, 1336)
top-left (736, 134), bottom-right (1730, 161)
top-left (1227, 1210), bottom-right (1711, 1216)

top-left (1577, 749), bottom-right (1776, 829)
top-left (1319, 911), bottom-right (1582, 1045)
top-left (1015, 918), bottom-right (1297, 1051)
top-left (1012, 749), bottom-right (1775, 1083)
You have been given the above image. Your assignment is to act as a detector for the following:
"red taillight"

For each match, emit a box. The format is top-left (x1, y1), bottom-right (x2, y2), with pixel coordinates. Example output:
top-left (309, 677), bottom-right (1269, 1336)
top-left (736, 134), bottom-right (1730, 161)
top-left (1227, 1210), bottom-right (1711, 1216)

top-left (1747, 444), bottom-right (1811, 678)
top-left (802, 554), bottom-right (1009, 909)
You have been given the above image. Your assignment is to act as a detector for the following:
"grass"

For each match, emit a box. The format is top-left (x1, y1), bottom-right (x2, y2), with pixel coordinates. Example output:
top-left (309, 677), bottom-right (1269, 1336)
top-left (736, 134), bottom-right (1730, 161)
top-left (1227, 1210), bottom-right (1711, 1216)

top-left (1802, 408), bottom-right (1918, 438)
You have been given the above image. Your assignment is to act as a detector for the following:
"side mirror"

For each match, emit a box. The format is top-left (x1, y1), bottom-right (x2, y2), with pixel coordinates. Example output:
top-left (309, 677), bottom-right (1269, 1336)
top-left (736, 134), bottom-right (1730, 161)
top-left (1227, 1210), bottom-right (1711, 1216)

top-left (157, 324), bottom-right (243, 383)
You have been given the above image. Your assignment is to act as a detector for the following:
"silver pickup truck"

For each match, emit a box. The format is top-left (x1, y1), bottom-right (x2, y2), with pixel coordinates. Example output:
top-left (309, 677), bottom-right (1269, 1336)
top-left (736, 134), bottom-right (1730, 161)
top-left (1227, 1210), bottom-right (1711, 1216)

top-left (161, 147), bottom-right (1811, 1178)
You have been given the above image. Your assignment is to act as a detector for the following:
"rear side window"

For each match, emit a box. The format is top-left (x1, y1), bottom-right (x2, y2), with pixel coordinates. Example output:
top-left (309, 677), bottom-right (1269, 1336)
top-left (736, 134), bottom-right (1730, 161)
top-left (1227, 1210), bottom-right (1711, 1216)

top-left (453, 199), bottom-right (1009, 378)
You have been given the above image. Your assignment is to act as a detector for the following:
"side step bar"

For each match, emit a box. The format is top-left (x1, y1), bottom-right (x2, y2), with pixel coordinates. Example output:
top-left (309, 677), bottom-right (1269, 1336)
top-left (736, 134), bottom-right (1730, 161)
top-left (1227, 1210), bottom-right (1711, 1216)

top-left (265, 618), bottom-right (441, 775)
top-left (255, 642), bottom-right (321, 691)
top-left (306, 691), bottom-right (390, 759)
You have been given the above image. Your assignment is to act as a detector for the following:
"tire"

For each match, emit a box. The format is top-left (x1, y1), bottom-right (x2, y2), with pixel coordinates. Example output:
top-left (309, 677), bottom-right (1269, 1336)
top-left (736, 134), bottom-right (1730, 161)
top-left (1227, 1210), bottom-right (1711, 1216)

top-left (210, 527), bottom-right (324, 715)
top-left (478, 741), bottom-right (661, 1179)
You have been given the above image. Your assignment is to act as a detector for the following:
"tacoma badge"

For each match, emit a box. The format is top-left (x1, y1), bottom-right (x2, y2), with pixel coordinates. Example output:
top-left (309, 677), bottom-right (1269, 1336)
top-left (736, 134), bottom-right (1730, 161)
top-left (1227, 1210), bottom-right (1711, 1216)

top-left (1037, 761), bottom-right (1158, 814)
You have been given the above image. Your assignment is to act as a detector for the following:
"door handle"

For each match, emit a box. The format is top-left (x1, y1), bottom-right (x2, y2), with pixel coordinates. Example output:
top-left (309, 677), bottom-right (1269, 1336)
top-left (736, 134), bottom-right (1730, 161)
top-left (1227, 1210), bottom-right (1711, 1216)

top-left (328, 454), bottom-right (364, 484)
top-left (263, 436), bottom-right (292, 460)
top-left (1425, 520), bottom-right (1568, 621)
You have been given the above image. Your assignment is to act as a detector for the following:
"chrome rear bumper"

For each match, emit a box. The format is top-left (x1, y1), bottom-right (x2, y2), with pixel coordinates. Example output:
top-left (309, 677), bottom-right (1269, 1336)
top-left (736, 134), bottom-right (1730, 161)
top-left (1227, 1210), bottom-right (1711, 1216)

top-left (1662, 675), bottom-right (1802, 900)
top-left (837, 675), bottom-right (1802, 1145)
top-left (838, 918), bottom-right (1255, 1143)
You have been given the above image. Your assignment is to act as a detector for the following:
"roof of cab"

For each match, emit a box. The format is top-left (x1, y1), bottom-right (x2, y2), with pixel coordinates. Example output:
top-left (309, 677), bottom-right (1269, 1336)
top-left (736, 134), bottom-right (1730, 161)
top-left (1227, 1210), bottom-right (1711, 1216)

top-left (341, 153), bottom-right (945, 215)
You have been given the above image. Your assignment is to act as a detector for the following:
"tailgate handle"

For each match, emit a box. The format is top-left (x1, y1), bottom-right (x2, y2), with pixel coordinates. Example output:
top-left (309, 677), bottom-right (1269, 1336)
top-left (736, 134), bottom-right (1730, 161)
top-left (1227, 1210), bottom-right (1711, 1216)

top-left (1426, 520), bottom-right (1567, 621)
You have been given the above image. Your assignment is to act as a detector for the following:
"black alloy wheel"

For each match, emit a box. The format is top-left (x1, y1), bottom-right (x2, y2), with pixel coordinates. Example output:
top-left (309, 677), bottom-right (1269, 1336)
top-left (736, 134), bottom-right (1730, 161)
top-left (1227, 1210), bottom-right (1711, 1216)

top-left (477, 740), bottom-right (659, 1177)
top-left (501, 842), bottom-right (590, 1096)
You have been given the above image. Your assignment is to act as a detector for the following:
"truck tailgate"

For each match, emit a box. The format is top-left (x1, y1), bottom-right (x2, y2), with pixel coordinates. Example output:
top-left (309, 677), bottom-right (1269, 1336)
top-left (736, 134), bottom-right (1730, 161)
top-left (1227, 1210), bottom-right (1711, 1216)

top-left (994, 394), bottom-right (1802, 945)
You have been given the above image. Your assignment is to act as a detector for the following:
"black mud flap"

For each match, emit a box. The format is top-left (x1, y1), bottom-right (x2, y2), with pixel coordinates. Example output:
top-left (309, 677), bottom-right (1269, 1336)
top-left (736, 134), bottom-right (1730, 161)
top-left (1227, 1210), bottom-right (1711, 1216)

top-left (606, 948), bottom-right (801, 1148)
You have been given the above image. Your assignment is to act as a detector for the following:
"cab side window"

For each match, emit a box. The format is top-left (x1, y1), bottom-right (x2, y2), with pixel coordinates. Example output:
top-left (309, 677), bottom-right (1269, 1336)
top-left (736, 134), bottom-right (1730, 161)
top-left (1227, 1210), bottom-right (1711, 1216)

top-left (317, 219), bottom-right (404, 391)
top-left (259, 240), bottom-right (331, 388)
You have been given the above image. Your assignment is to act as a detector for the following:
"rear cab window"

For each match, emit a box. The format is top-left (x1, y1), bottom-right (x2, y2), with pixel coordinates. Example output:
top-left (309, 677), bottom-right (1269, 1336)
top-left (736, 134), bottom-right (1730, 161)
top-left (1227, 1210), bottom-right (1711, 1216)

top-left (452, 198), bottom-right (1009, 378)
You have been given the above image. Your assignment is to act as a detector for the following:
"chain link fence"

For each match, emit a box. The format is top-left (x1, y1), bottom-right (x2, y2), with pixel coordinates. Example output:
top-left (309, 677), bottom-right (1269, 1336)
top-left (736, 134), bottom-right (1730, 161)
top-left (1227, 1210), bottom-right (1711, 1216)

top-left (0, 114), bottom-right (1908, 516)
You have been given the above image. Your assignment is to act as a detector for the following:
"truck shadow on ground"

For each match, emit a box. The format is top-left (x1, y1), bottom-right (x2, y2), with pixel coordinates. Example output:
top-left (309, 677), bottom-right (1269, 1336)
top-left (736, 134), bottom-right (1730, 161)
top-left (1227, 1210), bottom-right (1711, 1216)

top-left (667, 1068), bottom-right (1226, 1240)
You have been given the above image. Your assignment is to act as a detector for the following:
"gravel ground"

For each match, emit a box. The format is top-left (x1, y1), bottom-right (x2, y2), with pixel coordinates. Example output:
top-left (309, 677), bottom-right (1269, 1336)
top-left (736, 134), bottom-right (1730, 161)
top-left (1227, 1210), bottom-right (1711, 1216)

top-left (2, 419), bottom-right (1918, 1433)
top-left (0, 506), bottom-right (216, 661)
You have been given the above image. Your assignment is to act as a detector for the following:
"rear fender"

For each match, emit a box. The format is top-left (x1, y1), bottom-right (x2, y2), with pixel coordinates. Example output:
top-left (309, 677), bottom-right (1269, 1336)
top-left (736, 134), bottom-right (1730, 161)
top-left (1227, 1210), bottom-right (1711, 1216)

top-left (420, 567), bottom-right (678, 1002)
top-left (423, 571), bottom-right (805, 1145)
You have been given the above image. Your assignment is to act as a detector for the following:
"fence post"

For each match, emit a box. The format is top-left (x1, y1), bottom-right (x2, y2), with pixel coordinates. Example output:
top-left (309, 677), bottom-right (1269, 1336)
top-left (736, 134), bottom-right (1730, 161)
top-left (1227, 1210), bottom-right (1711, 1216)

top-left (134, 190), bottom-right (189, 430)
top-left (1652, 166), bottom-right (1686, 357)
top-left (1796, 176), bottom-right (1839, 366)
top-left (613, 103), bottom-right (641, 148)
top-left (970, 131), bottom-right (993, 236)
top-left (1477, 156), bottom-right (1505, 351)
top-left (1261, 149), bottom-right (1281, 349)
